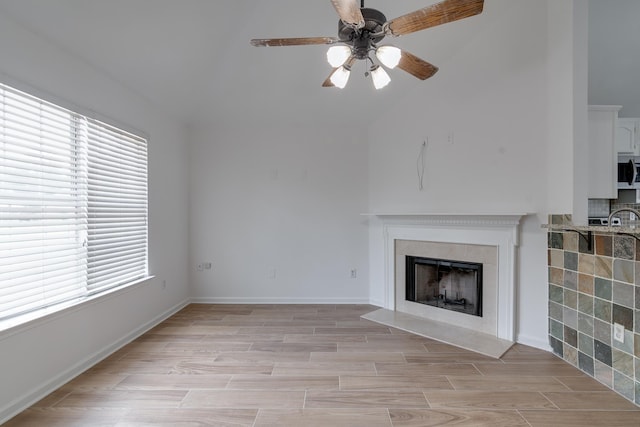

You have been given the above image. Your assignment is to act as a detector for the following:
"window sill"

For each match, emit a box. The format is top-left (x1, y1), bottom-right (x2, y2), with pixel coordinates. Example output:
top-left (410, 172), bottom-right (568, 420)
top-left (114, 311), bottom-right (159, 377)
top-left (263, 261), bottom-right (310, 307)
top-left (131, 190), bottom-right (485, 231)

top-left (0, 276), bottom-right (155, 339)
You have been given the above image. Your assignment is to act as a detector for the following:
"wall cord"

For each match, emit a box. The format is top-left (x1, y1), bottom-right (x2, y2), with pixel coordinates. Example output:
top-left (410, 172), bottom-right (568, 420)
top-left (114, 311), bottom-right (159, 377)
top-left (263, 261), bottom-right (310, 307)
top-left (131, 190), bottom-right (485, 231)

top-left (417, 140), bottom-right (427, 191)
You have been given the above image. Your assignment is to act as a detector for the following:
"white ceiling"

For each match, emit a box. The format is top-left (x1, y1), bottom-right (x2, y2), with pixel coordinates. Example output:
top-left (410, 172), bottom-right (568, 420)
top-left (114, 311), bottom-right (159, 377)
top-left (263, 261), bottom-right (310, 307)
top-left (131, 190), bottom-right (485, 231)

top-left (0, 0), bottom-right (487, 127)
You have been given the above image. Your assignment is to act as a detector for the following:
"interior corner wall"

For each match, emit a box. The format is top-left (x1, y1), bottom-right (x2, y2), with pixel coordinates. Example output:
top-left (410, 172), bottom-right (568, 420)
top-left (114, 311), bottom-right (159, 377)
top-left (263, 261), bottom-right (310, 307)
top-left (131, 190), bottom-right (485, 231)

top-left (188, 124), bottom-right (369, 304)
top-left (367, 0), bottom-right (579, 350)
top-left (0, 13), bottom-right (190, 422)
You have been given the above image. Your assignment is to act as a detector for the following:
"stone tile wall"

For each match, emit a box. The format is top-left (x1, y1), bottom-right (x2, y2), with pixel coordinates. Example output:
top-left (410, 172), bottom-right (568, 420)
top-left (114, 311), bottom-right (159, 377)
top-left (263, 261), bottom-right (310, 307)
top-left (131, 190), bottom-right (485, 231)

top-left (547, 214), bottom-right (640, 405)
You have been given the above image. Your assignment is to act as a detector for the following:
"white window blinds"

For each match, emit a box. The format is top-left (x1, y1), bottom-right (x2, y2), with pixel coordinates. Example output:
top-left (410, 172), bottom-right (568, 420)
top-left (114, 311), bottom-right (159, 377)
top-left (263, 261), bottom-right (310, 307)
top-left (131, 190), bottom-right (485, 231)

top-left (0, 82), bottom-right (148, 321)
top-left (87, 119), bottom-right (147, 293)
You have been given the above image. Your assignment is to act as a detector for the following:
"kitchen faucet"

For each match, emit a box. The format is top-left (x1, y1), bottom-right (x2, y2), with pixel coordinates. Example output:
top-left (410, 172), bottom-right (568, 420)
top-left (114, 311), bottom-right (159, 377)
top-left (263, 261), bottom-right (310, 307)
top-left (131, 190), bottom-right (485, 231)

top-left (608, 207), bottom-right (640, 226)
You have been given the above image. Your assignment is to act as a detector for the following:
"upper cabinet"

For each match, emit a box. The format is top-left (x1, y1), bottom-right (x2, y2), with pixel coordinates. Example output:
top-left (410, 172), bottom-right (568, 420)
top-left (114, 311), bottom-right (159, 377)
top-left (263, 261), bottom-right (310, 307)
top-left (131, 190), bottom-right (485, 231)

top-left (588, 105), bottom-right (622, 199)
top-left (615, 118), bottom-right (640, 155)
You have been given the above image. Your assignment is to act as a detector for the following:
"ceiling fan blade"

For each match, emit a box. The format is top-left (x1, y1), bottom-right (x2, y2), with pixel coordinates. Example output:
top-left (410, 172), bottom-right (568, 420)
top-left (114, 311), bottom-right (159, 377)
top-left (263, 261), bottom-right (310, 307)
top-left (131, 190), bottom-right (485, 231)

top-left (396, 50), bottom-right (439, 80)
top-left (251, 37), bottom-right (339, 47)
top-left (386, 0), bottom-right (484, 36)
top-left (330, 0), bottom-right (365, 28)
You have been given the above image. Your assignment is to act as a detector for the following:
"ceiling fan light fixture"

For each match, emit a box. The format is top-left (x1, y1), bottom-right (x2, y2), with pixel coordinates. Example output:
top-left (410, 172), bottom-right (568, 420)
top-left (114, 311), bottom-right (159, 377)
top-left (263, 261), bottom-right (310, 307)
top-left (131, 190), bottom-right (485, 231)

top-left (326, 45), bottom-right (352, 67)
top-left (370, 65), bottom-right (391, 90)
top-left (376, 45), bottom-right (402, 69)
top-left (329, 65), bottom-right (351, 89)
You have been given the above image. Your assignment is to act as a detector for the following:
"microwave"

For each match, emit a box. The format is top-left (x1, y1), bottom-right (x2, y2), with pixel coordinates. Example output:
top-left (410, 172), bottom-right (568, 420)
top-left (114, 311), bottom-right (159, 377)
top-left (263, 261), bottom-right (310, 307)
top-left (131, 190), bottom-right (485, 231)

top-left (617, 155), bottom-right (640, 189)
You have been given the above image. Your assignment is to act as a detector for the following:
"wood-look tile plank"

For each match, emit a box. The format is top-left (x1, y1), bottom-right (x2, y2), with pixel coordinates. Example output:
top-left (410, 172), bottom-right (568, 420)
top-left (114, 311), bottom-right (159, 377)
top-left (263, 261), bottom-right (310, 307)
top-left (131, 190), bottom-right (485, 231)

top-left (54, 390), bottom-right (187, 409)
top-left (254, 408), bottom-right (391, 427)
top-left (136, 334), bottom-right (207, 343)
top-left (114, 408), bottom-right (257, 427)
top-left (305, 390), bottom-right (428, 408)
top-left (310, 351), bottom-right (405, 363)
top-left (115, 374), bottom-right (231, 390)
top-left (519, 410), bottom-right (640, 427)
top-left (161, 341), bottom-right (251, 353)
top-left (31, 390), bottom-right (72, 408)
top-left (86, 359), bottom-right (177, 375)
top-left (272, 362), bottom-right (377, 376)
top-left (262, 320), bottom-right (337, 327)
top-left (181, 390), bottom-right (305, 409)
top-left (541, 391), bottom-right (640, 410)
top-left (448, 375), bottom-right (570, 392)
top-left (375, 362), bottom-right (481, 377)
top-left (403, 352), bottom-right (501, 364)
top-left (213, 350), bottom-right (310, 364)
top-left (389, 408), bottom-right (529, 426)
top-left (473, 362), bottom-right (584, 376)
top-left (60, 374), bottom-right (128, 391)
top-left (149, 325), bottom-right (240, 335)
top-left (249, 342), bottom-right (336, 353)
top-left (284, 333), bottom-right (367, 343)
top-left (424, 390), bottom-right (556, 410)
top-left (554, 375), bottom-right (614, 391)
top-left (423, 342), bottom-right (482, 353)
top-left (200, 333), bottom-right (286, 343)
top-left (169, 360), bottom-right (273, 375)
top-left (3, 408), bottom-right (127, 427)
top-left (227, 375), bottom-right (339, 390)
top-left (314, 327), bottom-right (392, 335)
top-left (338, 342), bottom-right (429, 353)
top-left (236, 326), bottom-right (315, 335)
top-left (340, 375), bottom-right (453, 391)
top-left (499, 348), bottom-right (567, 363)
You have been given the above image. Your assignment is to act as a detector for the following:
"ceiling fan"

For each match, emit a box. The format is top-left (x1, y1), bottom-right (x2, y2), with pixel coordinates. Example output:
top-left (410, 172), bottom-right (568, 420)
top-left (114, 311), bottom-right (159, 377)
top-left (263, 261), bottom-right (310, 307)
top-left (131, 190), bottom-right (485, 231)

top-left (250, 0), bottom-right (485, 89)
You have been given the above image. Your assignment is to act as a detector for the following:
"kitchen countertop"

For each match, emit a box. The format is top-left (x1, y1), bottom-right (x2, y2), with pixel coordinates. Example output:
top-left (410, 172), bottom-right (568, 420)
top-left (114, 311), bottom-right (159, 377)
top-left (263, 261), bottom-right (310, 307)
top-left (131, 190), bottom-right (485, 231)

top-left (543, 223), bottom-right (640, 234)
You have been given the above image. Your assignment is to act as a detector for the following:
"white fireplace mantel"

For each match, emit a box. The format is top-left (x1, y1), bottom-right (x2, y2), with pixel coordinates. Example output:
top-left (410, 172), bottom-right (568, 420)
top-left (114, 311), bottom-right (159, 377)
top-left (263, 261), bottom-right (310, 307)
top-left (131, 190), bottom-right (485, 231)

top-left (370, 213), bottom-right (527, 342)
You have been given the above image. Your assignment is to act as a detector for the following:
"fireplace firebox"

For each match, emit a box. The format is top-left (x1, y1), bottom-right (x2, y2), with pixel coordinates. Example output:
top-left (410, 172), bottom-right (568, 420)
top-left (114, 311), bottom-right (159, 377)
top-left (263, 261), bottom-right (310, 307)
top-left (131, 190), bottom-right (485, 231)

top-left (405, 256), bottom-right (482, 317)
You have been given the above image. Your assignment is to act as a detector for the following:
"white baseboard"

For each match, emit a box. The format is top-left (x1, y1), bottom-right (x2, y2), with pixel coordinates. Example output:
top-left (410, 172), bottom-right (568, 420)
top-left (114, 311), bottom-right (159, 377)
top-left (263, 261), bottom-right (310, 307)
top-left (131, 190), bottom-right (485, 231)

top-left (190, 297), bottom-right (372, 305)
top-left (516, 332), bottom-right (552, 352)
top-left (0, 299), bottom-right (190, 425)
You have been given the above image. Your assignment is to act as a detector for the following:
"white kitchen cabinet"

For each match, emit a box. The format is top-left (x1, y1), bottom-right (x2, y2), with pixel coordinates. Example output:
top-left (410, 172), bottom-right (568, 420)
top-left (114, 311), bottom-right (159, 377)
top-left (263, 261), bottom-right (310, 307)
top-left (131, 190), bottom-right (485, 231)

top-left (615, 117), bottom-right (640, 155)
top-left (588, 105), bottom-right (621, 199)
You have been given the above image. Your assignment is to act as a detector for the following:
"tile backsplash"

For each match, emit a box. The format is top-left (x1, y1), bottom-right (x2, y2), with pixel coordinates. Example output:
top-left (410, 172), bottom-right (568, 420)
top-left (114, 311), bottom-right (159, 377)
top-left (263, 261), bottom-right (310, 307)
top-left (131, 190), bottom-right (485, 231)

top-left (547, 214), bottom-right (640, 405)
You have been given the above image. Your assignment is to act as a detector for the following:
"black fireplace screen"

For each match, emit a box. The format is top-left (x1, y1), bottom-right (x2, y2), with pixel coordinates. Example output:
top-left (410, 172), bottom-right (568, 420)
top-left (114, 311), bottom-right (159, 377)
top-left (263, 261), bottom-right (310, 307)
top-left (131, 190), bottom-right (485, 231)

top-left (405, 256), bottom-right (482, 317)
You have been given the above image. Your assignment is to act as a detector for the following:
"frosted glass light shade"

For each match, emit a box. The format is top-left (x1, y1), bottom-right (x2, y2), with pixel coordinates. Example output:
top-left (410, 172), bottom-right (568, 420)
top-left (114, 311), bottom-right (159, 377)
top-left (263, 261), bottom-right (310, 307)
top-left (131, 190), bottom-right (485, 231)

top-left (326, 45), bottom-right (352, 67)
top-left (330, 66), bottom-right (351, 89)
top-left (376, 46), bottom-right (402, 69)
top-left (371, 66), bottom-right (391, 89)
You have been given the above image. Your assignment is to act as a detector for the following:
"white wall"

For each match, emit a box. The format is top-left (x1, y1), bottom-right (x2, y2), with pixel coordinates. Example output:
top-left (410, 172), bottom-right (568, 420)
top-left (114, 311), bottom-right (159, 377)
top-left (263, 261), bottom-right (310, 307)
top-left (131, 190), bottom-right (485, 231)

top-left (367, 0), bottom-right (585, 349)
top-left (589, 0), bottom-right (640, 118)
top-left (188, 124), bottom-right (369, 303)
top-left (0, 13), bottom-right (190, 422)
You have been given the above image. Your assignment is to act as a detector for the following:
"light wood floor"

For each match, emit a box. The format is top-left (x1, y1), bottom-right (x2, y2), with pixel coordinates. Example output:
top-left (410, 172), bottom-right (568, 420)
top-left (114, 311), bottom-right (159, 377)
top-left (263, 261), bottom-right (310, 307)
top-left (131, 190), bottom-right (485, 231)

top-left (5, 304), bottom-right (640, 426)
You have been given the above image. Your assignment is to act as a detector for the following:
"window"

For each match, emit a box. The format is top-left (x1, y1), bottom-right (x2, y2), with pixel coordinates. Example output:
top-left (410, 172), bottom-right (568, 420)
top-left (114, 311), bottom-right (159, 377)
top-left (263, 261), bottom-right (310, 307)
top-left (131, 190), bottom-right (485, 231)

top-left (0, 82), bottom-right (148, 321)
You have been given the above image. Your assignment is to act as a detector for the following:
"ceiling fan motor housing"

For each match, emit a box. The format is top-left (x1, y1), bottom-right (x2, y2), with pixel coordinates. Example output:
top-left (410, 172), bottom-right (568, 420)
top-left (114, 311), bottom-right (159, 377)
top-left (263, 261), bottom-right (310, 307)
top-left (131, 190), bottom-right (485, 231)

top-left (338, 8), bottom-right (386, 59)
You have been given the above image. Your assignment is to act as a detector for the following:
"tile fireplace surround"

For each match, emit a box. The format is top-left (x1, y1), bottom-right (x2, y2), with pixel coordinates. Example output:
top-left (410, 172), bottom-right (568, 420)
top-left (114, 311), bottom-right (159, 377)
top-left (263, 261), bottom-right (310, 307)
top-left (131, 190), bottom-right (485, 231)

top-left (366, 214), bottom-right (525, 356)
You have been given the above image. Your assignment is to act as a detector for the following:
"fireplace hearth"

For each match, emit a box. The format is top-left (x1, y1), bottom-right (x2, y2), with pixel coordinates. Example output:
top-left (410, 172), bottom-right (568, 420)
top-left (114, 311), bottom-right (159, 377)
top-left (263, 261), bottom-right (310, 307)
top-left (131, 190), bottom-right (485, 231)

top-left (405, 256), bottom-right (483, 317)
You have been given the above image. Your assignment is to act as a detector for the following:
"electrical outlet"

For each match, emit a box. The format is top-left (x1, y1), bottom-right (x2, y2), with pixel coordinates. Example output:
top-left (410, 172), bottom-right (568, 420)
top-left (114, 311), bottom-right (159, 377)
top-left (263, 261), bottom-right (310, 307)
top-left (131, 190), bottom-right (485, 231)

top-left (350, 269), bottom-right (357, 279)
top-left (203, 262), bottom-right (212, 270)
top-left (614, 323), bottom-right (625, 343)
top-left (197, 263), bottom-right (203, 271)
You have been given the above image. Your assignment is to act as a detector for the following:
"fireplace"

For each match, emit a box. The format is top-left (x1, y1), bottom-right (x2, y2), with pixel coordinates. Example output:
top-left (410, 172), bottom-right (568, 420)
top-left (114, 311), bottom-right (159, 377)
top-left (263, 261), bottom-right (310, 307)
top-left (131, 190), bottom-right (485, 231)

top-left (370, 213), bottom-right (524, 341)
top-left (405, 256), bottom-right (482, 317)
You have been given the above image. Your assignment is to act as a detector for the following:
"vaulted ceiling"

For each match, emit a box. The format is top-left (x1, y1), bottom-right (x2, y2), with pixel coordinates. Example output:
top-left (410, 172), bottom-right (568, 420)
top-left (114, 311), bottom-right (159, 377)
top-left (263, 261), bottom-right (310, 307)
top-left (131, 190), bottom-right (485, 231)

top-left (0, 0), bottom-right (487, 127)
